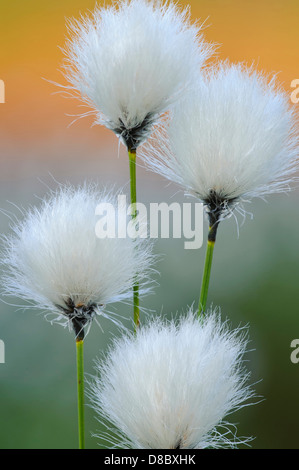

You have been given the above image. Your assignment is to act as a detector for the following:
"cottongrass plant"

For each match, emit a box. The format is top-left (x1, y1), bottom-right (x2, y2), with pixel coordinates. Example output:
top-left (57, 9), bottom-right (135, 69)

top-left (142, 62), bottom-right (299, 314)
top-left (89, 308), bottom-right (253, 449)
top-left (60, 0), bottom-right (213, 330)
top-left (1, 183), bottom-right (154, 449)
top-left (2, 0), bottom-right (286, 451)
top-left (62, 0), bottom-right (212, 150)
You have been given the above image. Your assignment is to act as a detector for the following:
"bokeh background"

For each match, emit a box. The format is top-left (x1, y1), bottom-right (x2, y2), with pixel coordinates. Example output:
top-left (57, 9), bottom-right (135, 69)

top-left (0, 0), bottom-right (299, 449)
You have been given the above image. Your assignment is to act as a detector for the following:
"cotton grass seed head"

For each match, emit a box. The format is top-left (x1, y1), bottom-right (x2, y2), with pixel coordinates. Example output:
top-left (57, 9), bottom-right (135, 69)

top-left (143, 62), bottom-right (299, 222)
top-left (1, 185), bottom-right (154, 338)
top-left (90, 308), bottom-right (253, 449)
top-left (61, 0), bottom-right (213, 150)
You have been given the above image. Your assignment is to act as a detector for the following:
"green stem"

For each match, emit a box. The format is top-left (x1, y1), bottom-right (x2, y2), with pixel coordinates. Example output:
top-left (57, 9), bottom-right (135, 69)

top-left (128, 148), bottom-right (140, 332)
top-left (129, 148), bottom-right (137, 220)
top-left (198, 218), bottom-right (219, 317)
top-left (198, 238), bottom-right (216, 316)
top-left (76, 338), bottom-right (85, 449)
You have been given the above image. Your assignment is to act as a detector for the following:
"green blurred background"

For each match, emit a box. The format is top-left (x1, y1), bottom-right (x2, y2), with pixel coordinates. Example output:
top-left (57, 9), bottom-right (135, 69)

top-left (1, 176), bottom-right (299, 449)
top-left (0, 0), bottom-right (299, 449)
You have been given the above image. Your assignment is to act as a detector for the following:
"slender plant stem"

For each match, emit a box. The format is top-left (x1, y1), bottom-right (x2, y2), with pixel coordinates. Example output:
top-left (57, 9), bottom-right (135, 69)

top-left (76, 338), bottom-right (85, 449)
top-left (129, 148), bottom-right (137, 220)
top-left (198, 217), bottom-right (219, 317)
top-left (198, 237), bottom-right (216, 316)
top-left (128, 148), bottom-right (140, 332)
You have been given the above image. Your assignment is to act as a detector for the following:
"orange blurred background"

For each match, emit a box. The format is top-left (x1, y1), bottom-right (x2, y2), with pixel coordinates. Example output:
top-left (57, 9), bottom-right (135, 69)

top-left (0, 0), bottom-right (298, 183)
top-left (0, 0), bottom-right (299, 450)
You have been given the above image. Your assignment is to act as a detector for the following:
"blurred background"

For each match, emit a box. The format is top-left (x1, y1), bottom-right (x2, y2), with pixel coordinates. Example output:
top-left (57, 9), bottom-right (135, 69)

top-left (0, 0), bottom-right (299, 449)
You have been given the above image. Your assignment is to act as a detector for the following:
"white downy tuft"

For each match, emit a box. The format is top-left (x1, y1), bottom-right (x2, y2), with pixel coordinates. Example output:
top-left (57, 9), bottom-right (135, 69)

top-left (61, 0), bottom-right (213, 149)
top-left (142, 62), bottom-right (299, 219)
top-left (1, 184), bottom-right (155, 336)
top-left (90, 308), bottom-right (254, 449)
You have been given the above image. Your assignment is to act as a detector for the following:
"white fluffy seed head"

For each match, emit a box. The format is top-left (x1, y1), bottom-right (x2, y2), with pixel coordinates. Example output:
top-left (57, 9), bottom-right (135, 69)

top-left (62, 0), bottom-right (213, 149)
top-left (90, 308), bottom-right (254, 449)
top-left (1, 184), bottom-right (155, 334)
top-left (143, 62), bottom-right (299, 218)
